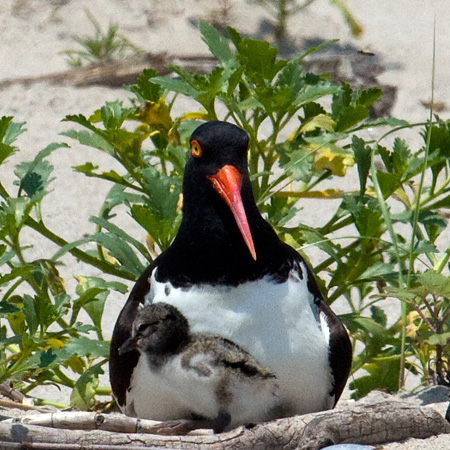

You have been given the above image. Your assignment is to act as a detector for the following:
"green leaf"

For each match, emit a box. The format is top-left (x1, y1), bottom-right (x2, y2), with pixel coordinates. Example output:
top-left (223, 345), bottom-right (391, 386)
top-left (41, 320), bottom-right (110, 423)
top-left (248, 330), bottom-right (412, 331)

top-left (300, 114), bottom-right (336, 133)
top-left (130, 204), bottom-right (180, 251)
top-left (335, 104), bottom-right (369, 132)
top-left (277, 143), bottom-right (313, 183)
top-left (126, 68), bottom-right (161, 102)
top-left (71, 286), bottom-right (106, 328)
top-left (22, 294), bottom-right (38, 335)
top-left (392, 138), bottom-right (412, 174)
top-left (343, 313), bottom-right (391, 338)
top-left (73, 275), bottom-right (126, 335)
top-left (14, 143), bottom-right (67, 200)
top-left (293, 83), bottom-right (339, 108)
top-left (353, 87), bottom-right (382, 107)
top-left (0, 197), bottom-right (33, 239)
top-left (199, 21), bottom-right (233, 65)
top-left (265, 196), bottom-right (298, 228)
top-left (370, 305), bottom-right (387, 327)
top-left (370, 117), bottom-right (410, 128)
top-left (417, 270), bottom-right (450, 297)
top-left (378, 138), bottom-right (421, 182)
top-left (276, 60), bottom-right (305, 102)
top-left (426, 118), bottom-right (450, 158)
top-left (425, 332), bottom-right (450, 346)
top-left (229, 29), bottom-right (286, 83)
top-left (70, 361), bottom-right (104, 410)
top-left (351, 136), bottom-right (371, 198)
top-left (99, 101), bottom-right (134, 131)
top-left (290, 224), bottom-right (343, 263)
top-left (141, 166), bottom-right (181, 221)
top-left (0, 300), bottom-right (20, 316)
top-left (342, 195), bottom-right (383, 238)
top-left (0, 116), bottom-right (26, 146)
top-left (72, 162), bottom-right (134, 189)
top-left (0, 117), bottom-right (26, 165)
top-left (64, 336), bottom-right (110, 359)
top-left (357, 261), bottom-right (396, 282)
top-left (350, 354), bottom-right (401, 399)
top-left (90, 216), bottom-right (151, 261)
top-left (91, 232), bottom-right (145, 277)
top-left (150, 75), bottom-right (199, 99)
top-left (376, 170), bottom-right (400, 199)
top-left (0, 246), bottom-right (14, 267)
top-left (62, 129), bottom-right (114, 155)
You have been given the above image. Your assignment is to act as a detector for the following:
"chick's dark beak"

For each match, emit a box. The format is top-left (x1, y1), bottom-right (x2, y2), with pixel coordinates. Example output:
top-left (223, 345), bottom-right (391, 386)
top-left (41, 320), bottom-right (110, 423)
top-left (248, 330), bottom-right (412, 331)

top-left (118, 336), bottom-right (138, 355)
top-left (207, 165), bottom-right (257, 261)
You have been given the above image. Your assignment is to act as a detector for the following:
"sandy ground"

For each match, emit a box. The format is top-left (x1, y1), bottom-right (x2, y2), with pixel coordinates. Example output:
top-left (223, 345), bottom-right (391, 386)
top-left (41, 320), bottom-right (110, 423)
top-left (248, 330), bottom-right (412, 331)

top-left (1, 0), bottom-right (450, 448)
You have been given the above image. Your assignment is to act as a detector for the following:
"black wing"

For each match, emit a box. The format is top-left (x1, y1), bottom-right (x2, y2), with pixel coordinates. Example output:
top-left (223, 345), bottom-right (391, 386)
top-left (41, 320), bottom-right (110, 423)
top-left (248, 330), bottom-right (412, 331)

top-left (109, 264), bottom-right (154, 408)
top-left (305, 261), bottom-right (352, 405)
top-left (319, 299), bottom-right (352, 404)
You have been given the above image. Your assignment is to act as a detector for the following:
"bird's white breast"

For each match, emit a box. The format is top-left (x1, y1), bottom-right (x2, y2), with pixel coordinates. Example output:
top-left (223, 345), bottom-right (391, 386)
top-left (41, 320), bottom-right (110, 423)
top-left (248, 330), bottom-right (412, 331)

top-left (145, 264), bottom-right (333, 415)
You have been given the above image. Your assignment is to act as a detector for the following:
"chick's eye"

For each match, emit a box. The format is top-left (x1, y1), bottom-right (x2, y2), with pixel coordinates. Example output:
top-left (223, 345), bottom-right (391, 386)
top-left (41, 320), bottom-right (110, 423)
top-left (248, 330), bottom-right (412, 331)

top-left (137, 323), bottom-right (149, 333)
top-left (190, 140), bottom-right (203, 158)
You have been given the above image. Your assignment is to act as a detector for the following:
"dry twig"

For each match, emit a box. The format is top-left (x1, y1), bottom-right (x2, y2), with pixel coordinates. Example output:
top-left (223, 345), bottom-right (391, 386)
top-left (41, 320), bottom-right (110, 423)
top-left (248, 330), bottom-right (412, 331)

top-left (0, 400), bottom-right (448, 450)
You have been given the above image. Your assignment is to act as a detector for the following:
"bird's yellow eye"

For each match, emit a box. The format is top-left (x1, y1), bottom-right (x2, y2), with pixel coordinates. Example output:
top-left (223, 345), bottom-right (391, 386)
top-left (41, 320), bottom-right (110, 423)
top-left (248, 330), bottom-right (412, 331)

top-left (190, 140), bottom-right (203, 158)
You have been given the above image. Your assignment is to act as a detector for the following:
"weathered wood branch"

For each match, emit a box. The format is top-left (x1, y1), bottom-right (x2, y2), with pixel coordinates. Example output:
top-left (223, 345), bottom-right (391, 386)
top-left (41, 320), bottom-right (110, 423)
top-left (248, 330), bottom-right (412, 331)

top-left (0, 383), bottom-right (25, 404)
top-left (0, 53), bottom-right (217, 89)
top-left (0, 51), bottom-right (396, 117)
top-left (4, 412), bottom-right (162, 433)
top-left (0, 401), bottom-right (448, 450)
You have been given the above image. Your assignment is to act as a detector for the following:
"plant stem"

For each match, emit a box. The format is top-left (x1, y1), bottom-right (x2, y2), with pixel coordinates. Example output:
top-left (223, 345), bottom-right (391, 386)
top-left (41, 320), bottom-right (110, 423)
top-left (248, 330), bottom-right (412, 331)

top-left (434, 245), bottom-right (450, 273)
top-left (95, 386), bottom-right (112, 396)
top-left (370, 140), bottom-right (408, 389)
top-left (53, 367), bottom-right (75, 388)
top-left (33, 398), bottom-right (69, 409)
top-left (0, 181), bottom-right (10, 199)
top-left (24, 216), bottom-right (135, 281)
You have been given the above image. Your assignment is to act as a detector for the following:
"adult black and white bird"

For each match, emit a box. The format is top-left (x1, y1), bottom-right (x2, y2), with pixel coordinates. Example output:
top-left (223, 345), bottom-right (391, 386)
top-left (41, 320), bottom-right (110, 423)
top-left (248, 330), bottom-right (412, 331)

top-left (110, 120), bottom-right (352, 425)
top-left (118, 302), bottom-right (279, 434)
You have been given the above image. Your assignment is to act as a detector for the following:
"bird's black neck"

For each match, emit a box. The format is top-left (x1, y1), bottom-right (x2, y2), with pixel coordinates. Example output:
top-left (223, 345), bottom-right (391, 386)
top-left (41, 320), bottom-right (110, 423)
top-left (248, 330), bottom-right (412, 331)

top-left (154, 177), bottom-right (296, 287)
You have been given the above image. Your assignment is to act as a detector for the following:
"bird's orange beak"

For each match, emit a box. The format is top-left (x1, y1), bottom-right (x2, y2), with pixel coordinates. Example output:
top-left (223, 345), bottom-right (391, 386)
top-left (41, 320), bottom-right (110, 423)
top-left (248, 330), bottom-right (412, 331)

top-left (208, 165), bottom-right (257, 261)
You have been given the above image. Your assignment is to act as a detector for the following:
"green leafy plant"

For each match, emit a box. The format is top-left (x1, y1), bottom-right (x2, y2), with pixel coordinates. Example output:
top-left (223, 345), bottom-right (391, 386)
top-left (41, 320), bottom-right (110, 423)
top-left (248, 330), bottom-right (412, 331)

top-left (248, 0), bottom-right (363, 40)
top-left (1, 22), bottom-right (449, 408)
top-left (0, 117), bottom-right (129, 408)
top-left (61, 9), bottom-right (143, 68)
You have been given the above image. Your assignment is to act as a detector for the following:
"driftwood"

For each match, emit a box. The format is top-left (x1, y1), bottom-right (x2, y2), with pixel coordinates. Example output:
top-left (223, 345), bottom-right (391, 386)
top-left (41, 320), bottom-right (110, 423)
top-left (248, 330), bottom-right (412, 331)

top-left (0, 51), bottom-right (396, 117)
top-left (0, 53), bottom-right (217, 89)
top-left (0, 400), bottom-right (448, 450)
top-left (0, 384), bottom-right (24, 405)
top-left (0, 399), bottom-right (44, 413)
top-left (4, 412), bottom-right (162, 434)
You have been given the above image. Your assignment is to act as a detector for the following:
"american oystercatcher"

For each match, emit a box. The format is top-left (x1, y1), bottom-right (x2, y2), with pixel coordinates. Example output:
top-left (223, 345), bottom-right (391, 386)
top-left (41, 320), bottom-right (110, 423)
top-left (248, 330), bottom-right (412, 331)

top-left (110, 120), bottom-right (352, 426)
top-left (118, 302), bottom-right (279, 434)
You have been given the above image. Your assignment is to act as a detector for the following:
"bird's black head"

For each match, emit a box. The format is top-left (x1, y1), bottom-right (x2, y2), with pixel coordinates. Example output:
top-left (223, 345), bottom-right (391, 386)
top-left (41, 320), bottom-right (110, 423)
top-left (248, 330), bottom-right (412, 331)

top-left (188, 121), bottom-right (250, 175)
top-left (182, 121), bottom-right (256, 260)
top-left (118, 303), bottom-right (189, 357)
top-left (155, 120), bottom-right (292, 287)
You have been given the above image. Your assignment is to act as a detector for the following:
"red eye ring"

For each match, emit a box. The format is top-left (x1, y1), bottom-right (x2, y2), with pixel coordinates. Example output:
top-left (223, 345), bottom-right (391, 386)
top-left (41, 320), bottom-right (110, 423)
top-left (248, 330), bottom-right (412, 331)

top-left (190, 140), bottom-right (202, 158)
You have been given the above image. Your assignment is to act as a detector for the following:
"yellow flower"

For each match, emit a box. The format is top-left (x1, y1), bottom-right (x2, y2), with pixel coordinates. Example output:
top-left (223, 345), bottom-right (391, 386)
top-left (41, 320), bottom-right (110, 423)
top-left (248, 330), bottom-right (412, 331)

top-left (312, 146), bottom-right (355, 176)
top-left (47, 338), bottom-right (65, 350)
top-left (137, 98), bottom-right (173, 131)
top-left (406, 311), bottom-right (420, 338)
